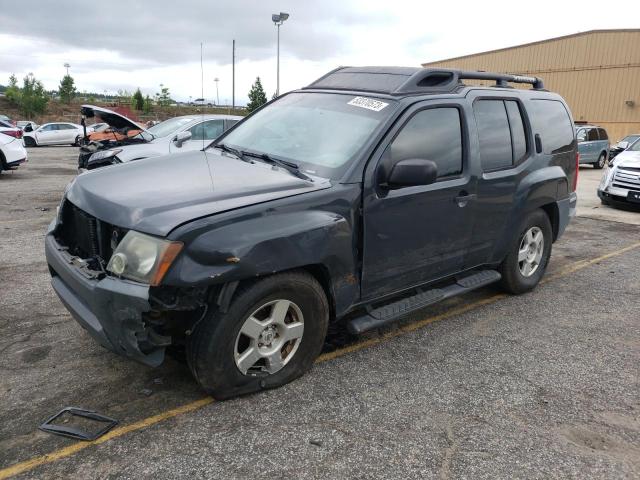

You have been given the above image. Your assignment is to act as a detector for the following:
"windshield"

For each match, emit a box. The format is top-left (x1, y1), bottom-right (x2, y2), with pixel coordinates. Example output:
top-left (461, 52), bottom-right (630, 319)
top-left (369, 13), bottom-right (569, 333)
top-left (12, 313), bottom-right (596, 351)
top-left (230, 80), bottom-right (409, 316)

top-left (147, 117), bottom-right (195, 137)
top-left (621, 135), bottom-right (640, 145)
top-left (218, 92), bottom-right (397, 179)
top-left (628, 137), bottom-right (640, 152)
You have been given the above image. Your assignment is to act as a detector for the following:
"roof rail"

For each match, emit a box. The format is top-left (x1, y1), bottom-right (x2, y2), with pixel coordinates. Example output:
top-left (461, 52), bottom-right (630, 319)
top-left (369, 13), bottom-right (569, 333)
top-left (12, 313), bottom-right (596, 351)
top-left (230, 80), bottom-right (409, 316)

top-left (304, 67), bottom-right (546, 96)
top-left (395, 68), bottom-right (545, 94)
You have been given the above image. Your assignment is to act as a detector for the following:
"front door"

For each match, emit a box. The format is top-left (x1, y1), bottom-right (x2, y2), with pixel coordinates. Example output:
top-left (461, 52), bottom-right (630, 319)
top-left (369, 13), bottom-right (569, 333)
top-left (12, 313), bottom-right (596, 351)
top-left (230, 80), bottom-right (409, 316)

top-left (35, 124), bottom-right (58, 145)
top-left (361, 102), bottom-right (476, 300)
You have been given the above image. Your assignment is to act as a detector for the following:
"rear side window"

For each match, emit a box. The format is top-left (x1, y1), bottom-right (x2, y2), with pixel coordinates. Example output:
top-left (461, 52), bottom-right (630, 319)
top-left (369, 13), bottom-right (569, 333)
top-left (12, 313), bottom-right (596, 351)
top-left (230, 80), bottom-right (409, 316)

top-left (389, 107), bottom-right (462, 178)
top-left (474, 99), bottom-right (528, 171)
top-left (474, 100), bottom-right (512, 170)
top-left (597, 128), bottom-right (608, 140)
top-left (587, 128), bottom-right (599, 142)
top-left (529, 100), bottom-right (574, 154)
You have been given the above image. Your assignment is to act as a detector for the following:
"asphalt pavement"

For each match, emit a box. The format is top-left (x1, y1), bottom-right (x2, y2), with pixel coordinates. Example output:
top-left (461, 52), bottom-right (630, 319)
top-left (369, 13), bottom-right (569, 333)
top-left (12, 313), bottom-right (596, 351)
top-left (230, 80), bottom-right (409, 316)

top-left (0, 148), bottom-right (638, 479)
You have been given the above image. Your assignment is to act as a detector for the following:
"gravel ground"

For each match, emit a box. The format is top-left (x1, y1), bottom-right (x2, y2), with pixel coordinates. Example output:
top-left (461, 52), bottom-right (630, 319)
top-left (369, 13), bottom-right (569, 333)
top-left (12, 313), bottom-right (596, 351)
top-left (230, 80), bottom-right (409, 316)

top-left (0, 147), bottom-right (638, 479)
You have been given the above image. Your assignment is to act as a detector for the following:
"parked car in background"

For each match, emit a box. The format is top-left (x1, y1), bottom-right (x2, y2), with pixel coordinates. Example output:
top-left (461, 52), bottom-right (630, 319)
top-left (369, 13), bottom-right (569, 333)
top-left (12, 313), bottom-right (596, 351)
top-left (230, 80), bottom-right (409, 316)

top-left (576, 125), bottom-right (609, 169)
top-left (23, 122), bottom-right (84, 147)
top-left (608, 134), bottom-right (640, 161)
top-left (598, 138), bottom-right (640, 208)
top-left (0, 119), bottom-right (23, 139)
top-left (0, 114), bottom-right (15, 125)
top-left (1, 122), bottom-right (27, 173)
top-left (47, 67), bottom-right (577, 399)
top-left (190, 98), bottom-right (214, 107)
top-left (79, 106), bottom-right (242, 169)
top-left (17, 121), bottom-right (39, 132)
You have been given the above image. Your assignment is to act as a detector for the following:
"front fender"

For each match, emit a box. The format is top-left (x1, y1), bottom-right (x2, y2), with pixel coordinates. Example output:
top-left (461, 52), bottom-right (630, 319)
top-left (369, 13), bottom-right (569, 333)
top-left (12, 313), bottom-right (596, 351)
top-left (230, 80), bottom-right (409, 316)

top-left (165, 209), bottom-right (358, 314)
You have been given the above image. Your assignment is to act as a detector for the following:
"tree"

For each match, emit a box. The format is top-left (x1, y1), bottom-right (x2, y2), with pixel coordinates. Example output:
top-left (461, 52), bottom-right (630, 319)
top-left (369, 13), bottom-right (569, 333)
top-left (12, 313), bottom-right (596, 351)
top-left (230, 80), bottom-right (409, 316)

top-left (5, 74), bottom-right (19, 104)
top-left (58, 74), bottom-right (76, 103)
top-left (143, 95), bottom-right (152, 114)
top-left (156, 84), bottom-right (171, 107)
top-left (7, 73), bottom-right (48, 118)
top-left (246, 77), bottom-right (267, 113)
top-left (132, 88), bottom-right (144, 110)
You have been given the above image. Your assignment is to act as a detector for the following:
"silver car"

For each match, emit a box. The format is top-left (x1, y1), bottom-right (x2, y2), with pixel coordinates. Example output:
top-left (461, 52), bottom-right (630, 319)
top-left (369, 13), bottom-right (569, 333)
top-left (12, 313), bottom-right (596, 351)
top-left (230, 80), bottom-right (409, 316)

top-left (79, 105), bottom-right (242, 170)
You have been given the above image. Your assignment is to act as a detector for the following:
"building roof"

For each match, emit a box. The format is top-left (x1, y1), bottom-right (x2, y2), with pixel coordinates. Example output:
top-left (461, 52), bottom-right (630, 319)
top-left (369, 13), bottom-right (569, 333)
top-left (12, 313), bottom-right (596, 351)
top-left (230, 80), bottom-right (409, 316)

top-left (422, 29), bottom-right (640, 67)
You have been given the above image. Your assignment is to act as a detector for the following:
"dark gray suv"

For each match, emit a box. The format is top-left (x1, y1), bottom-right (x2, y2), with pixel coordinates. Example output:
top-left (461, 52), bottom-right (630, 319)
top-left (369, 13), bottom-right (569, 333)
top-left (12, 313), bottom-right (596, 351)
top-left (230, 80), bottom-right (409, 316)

top-left (45, 67), bottom-right (578, 399)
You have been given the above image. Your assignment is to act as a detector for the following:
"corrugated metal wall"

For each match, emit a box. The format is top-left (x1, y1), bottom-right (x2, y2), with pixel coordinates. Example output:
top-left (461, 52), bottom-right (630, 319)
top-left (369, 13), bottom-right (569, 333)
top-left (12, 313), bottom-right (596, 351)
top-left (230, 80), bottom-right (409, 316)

top-left (423, 30), bottom-right (640, 141)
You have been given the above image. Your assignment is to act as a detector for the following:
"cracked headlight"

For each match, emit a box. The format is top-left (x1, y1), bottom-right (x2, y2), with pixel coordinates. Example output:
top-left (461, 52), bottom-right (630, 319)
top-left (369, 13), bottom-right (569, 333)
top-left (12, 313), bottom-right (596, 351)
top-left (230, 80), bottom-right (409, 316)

top-left (106, 231), bottom-right (183, 285)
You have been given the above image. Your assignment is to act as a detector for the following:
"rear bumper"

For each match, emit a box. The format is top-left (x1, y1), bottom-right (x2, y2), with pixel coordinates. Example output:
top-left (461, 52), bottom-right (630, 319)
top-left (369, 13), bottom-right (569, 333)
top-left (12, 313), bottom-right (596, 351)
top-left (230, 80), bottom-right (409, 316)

top-left (556, 191), bottom-right (577, 240)
top-left (45, 223), bottom-right (164, 367)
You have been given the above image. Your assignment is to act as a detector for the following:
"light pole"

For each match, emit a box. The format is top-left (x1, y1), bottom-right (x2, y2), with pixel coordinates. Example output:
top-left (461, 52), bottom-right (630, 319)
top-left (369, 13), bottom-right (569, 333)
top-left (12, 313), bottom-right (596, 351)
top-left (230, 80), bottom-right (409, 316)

top-left (64, 63), bottom-right (70, 76)
top-left (271, 12), bottom-right (289, 97)
top-left (214, 77), bottom-right (219, 105)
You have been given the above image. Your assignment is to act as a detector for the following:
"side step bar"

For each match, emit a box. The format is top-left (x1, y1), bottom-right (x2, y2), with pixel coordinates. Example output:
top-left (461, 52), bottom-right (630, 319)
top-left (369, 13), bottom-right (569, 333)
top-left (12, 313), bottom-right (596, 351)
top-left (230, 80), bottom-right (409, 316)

top-left (347, 270), bottom-right (501, 335)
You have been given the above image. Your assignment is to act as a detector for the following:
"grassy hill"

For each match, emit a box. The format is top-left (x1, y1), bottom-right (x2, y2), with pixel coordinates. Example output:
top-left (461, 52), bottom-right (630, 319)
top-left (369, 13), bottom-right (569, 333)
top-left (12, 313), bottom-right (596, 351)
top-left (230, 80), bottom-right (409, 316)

top-left (0, 97), bottom-right (246, 125)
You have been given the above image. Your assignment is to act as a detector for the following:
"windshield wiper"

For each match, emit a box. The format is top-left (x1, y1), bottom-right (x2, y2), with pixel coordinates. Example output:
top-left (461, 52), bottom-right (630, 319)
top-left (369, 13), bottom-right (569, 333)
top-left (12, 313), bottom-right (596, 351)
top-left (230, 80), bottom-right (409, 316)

top-left (242, 151), bottom-right (313, 182)
top-left (213, 143), bottom-right (253, 163)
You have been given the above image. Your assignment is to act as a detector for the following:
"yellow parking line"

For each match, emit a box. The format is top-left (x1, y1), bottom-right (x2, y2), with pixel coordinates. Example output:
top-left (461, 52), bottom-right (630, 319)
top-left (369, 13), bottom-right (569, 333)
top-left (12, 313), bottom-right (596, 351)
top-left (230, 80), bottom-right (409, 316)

top-left (1, 241), bottom-right (639, 479)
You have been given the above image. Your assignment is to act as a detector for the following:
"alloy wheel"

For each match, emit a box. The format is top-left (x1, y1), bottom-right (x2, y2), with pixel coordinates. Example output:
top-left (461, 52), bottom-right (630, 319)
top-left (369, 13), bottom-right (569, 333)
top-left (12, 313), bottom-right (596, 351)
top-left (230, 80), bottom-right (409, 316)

top-left (518, 226), bottom-right (544, 277)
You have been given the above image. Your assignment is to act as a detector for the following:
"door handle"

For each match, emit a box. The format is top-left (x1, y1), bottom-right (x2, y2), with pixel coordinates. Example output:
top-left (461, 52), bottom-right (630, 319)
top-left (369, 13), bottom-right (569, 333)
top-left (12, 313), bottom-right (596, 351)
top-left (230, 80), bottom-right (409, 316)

top-left (455, 192), bottom-right (476, 207)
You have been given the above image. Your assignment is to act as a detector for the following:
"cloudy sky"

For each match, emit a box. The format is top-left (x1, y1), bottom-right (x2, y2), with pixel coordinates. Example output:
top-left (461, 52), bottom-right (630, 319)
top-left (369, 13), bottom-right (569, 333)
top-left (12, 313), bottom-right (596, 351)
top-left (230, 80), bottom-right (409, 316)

top-left (0, 0), bottom-right (634, 105)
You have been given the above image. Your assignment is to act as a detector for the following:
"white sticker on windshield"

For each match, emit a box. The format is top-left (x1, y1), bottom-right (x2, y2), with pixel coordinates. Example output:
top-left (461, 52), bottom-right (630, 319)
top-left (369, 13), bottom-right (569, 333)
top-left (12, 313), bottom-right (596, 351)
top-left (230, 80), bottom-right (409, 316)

top-left (347, 96), bottom-right (389, 112)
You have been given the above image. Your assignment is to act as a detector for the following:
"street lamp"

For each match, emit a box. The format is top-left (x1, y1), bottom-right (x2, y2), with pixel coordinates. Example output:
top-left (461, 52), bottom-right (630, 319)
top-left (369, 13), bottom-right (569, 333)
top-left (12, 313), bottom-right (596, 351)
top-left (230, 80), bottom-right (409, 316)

top-left (64, 63), bottom-right (70, 76)
top-left (271, 12), bottom-right (289, 97)
top-left (214, 77), bottom-right (219, 105)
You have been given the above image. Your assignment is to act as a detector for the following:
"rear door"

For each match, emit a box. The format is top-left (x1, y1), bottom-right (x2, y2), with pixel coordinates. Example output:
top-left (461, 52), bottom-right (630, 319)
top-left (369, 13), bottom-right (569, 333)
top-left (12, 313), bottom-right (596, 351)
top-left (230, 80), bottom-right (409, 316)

top-left (465, 94), bottom-right (532, 267)
top-left (361, 100), bottom-right (477, 299)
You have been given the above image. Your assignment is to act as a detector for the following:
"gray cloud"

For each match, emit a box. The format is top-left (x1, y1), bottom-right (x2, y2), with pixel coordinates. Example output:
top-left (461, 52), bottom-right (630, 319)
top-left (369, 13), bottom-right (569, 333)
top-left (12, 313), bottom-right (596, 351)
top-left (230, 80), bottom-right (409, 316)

top-left (0, 0), bottom-right (387, 70)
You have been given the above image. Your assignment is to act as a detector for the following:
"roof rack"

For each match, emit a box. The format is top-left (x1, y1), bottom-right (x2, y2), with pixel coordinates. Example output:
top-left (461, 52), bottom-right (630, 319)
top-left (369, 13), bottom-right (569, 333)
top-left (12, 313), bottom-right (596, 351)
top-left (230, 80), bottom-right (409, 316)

top-left (304, 67), bottom-right (546, 95)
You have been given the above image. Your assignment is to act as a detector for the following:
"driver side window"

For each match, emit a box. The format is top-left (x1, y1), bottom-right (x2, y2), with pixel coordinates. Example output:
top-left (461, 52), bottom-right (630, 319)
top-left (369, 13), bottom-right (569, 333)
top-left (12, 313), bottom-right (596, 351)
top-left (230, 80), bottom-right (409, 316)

top-left (387, 107), bottom-right (463, 179)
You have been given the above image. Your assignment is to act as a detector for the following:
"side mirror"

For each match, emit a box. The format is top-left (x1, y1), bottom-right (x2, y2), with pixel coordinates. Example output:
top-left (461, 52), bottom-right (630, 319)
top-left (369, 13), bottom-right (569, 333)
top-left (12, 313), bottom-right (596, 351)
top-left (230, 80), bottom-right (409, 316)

top-left (173, 131), bottom-right (192, 147)
top-left (386, 159), bottom-right (438, 188)
top-left (618, 141), bottom-right (629, 150)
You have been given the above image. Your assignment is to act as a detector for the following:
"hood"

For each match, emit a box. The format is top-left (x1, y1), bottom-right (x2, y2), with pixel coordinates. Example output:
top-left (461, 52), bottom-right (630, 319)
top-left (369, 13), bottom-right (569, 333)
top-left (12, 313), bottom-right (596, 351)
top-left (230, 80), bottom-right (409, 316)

top-left (66, 149), bottom-right (331, 236)
top-left (81, 105), bottom-right (147, 132)
top-left (613, 150), bottom-right (640, 168)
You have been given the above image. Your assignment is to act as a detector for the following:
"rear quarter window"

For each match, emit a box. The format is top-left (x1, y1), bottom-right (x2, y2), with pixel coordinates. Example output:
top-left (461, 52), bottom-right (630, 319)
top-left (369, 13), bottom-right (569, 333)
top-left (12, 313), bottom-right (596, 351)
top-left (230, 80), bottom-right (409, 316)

top-left (529, 100), bottom-right (574, 154)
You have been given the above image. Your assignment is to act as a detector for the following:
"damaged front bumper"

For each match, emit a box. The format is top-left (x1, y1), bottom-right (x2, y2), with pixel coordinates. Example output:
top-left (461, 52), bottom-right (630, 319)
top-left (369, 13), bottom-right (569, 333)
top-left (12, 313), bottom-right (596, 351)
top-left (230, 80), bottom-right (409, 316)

top-left (45, 225), bottom-right (165, 367)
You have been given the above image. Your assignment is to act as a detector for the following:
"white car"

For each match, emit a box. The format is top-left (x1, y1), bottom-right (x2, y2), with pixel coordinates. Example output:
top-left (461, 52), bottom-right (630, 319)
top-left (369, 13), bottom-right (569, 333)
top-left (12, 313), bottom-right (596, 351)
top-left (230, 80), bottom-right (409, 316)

top-left (1, 123), bottom-right (28, 173)
top-left (598, 138), bottom-right (640, 208)
top-left (23, 122), bottom-right (84, 147)
top-left (79, 105), bottom-right (242, 169)
top-left (16, 121), bottom-right (39, 131)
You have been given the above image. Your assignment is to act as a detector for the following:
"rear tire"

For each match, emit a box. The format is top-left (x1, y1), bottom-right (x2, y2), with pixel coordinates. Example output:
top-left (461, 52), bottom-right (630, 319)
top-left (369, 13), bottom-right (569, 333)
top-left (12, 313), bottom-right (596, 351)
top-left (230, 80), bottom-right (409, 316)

top-left (187, 271), bottom-right (329, 400)
top-left (499, 209), bottom-right (552, 294)
top-left (593, 152), bottom-right (606, 169)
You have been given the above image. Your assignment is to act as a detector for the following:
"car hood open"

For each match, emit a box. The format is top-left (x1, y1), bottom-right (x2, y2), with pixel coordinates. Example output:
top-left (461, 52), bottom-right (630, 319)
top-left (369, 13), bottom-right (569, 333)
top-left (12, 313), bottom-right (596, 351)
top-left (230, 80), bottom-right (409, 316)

top-left (66, 149), bottom-right (331, 237)
top-left (81, 105), bottom-right (147, 132)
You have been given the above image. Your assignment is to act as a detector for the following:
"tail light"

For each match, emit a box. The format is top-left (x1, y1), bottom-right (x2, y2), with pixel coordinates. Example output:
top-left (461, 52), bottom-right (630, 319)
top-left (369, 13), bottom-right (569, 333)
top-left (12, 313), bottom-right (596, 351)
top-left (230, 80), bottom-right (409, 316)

top-left (1, 129), bottom-right (22, 139)
top-left (574, 152), bottom-right (580, 190)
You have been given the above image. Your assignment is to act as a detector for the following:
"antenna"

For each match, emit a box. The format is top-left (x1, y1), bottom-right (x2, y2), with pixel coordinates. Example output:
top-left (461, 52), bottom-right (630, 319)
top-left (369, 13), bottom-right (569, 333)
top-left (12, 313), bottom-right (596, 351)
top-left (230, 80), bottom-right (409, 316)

top-left (200, 42), bottom-right (205, 151)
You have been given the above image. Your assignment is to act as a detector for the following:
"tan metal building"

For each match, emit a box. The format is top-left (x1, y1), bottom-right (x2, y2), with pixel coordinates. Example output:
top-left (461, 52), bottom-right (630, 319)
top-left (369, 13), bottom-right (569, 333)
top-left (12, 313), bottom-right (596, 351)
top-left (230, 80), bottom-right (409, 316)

top-left (422, 29), bottom-right (640, 141)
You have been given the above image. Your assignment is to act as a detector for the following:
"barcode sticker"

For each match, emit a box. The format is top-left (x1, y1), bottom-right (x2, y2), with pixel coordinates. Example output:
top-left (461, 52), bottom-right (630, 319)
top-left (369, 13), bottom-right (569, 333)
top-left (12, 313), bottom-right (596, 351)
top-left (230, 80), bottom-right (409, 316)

top-left (347, 97), bottom-right (389, 112)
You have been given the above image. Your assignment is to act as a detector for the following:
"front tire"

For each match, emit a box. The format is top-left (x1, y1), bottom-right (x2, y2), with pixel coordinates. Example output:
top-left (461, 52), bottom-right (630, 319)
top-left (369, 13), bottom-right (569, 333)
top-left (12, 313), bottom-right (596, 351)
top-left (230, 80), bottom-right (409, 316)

top-left (499, 209), bottom-right (552, 294)
top-left (187, 271), bottom-right (329, 399)
top-left (24, 136), bottom-right (36, 147)
top-left (593, 152), bottom-right (606, 169)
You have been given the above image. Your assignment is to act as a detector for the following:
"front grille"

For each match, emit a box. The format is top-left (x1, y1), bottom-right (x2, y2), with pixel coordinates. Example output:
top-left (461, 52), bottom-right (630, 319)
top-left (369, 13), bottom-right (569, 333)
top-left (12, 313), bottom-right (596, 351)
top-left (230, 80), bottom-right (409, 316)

top-left (612, 168), bottom-right (640, 192)
top-left (55, 200), bottom-right (127, 269)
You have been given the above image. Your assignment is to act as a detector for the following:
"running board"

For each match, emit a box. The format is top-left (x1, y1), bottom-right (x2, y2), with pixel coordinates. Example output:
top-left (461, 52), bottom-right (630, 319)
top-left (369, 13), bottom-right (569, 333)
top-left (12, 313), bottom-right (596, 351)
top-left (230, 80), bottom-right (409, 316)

top-left (347, 270), bottom-right (501, 335)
